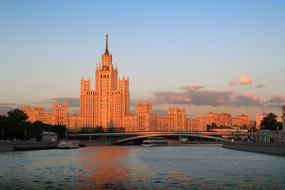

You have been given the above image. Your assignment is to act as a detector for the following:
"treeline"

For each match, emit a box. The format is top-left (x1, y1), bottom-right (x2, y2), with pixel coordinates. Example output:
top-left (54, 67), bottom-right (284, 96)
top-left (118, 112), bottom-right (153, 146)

top-left (261, 113), bottom-right (283, 130)
top-left (0, 109), bottom-right (66, 141)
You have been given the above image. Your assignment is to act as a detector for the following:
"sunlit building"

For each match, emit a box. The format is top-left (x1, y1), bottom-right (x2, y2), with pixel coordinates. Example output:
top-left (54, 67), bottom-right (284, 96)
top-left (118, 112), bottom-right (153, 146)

top-left (135, 103), bottom-right (155, 132)
top-left (80, 34), bottom-right (130, 130)
top-left (187, 117), bottom-right (207, 132)
top-left (23, 106), bottom-right (46, 123)
top-left (23, 102), bottom-right (68, 126)
top-left (205, 112), bottom-right (232, 127)
top-left (168, 108), bottom-right (187, 131)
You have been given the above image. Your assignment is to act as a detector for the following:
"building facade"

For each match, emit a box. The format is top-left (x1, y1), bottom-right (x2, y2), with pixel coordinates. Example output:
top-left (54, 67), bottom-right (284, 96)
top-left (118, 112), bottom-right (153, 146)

top-left (80, 34), bottom-right (130, 130)
top-left (23, 102), bottom-right (68, 126)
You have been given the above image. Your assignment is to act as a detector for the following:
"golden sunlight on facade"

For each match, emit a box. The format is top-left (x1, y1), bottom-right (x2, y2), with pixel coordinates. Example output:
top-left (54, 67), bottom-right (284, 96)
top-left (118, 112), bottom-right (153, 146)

top-left (23, 102), bottom-right (68, 126)
top-left (80, 33), bottom-right (130, 130)
top-left (23, 34), bottom-right (256, 132)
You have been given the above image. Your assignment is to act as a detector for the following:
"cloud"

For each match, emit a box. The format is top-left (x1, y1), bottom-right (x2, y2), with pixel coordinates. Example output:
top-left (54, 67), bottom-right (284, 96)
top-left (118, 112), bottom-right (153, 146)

top-left (233, 94), bottom-right (261, 107)
top-left (255, 84), bottom-right (266, 88)
top-left (180, 85), bottom-right (204, 91)
top-left (0, 103), bottom-right (21, 115)
top-left (147, 85), bottom-right (285, 108)
top-left (239, 76), bottom-right (252, 85)
top-left (45, 97), bottom-right (80, 108)
top-left (229, 80), bottom-right (238, 86)
top-left (149, 85), bottom-right (233, 106)
top-left (229, 76), bottom-right (253, 86)
top-left (264, 96), bottom-right (285, 107)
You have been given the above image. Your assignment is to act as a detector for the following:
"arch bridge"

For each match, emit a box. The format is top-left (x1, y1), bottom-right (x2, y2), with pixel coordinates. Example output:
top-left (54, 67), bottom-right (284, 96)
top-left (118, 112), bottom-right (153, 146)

top-left (69, 131), bottom-right (256, 145)
top-left (112, 131), bottom-right (255, 145)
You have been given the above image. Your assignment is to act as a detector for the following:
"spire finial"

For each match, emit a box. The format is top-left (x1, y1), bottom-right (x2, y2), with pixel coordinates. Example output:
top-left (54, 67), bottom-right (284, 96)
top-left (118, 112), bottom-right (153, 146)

top-left (105, 33), bottom-right (109, 54)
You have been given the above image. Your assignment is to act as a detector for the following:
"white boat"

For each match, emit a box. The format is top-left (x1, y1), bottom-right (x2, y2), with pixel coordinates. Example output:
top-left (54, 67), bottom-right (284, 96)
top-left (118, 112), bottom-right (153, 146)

top-left (142, 137), bottom-right (168, 147)
top-left (57, 140), bottom-right (79, 149)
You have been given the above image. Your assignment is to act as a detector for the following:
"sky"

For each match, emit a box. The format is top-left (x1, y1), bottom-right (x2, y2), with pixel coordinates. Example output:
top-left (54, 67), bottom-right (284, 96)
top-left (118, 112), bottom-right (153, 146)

top-left (0, 0), bottom-right (285, 119)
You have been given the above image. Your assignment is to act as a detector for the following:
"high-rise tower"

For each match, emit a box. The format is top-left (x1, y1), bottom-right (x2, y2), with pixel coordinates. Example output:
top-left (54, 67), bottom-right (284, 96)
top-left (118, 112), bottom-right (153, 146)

top-left (80, 34), bottom-right (130, 129)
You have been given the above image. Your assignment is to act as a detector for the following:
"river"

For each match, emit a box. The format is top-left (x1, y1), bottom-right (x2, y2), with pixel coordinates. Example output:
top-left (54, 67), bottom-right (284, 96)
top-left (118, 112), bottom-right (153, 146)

top-left (0, 146), bottom-right (285, 189)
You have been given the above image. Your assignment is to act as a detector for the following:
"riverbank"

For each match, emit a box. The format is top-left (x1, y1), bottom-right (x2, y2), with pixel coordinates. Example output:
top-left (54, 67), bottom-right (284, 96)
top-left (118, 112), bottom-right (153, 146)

top-left (222, 142), bottom-right (285, 156)
top-left (0, 142), bottom-right (58, 152)
top-left (0, 140), bottom-right (112, 152)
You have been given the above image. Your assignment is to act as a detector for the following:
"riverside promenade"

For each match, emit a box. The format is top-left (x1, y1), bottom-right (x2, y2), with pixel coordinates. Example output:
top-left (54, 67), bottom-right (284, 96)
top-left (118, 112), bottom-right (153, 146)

top-left (222, 142), bottom-right (285, 156)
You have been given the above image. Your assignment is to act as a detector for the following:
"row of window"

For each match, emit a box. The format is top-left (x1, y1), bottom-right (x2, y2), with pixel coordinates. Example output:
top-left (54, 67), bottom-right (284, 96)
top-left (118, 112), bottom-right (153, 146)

top-left (101, 75), bottom-right (110, 78)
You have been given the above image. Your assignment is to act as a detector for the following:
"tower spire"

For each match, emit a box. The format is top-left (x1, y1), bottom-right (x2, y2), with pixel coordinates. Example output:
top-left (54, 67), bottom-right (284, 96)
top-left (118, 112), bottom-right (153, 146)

top-left (105, 33), bottom-right (109, 54)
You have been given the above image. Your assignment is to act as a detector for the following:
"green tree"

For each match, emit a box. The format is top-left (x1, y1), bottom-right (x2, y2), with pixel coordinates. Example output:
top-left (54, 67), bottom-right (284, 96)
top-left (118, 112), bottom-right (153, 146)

top-left (7, 109), bottom-right (28, 122)
top-left (47, 125), bottom-right (67, 139)
top-left (29, 121), bottom-right (45, 140)
top-left (0, 115), bottom-right (8, 140)
top-left (261, 113), bottom-right (282, 130)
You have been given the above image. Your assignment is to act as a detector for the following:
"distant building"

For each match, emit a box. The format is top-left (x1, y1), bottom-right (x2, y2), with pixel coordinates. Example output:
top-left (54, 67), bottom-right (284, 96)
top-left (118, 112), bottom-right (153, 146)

top-left (168, 108), bottom-right (186, 131)
top-left (187, 117), bottom-right (207, 132)
top-left (232, 114), bottom-right (254, 129)
top-left (23, 106), bottom-right (46, 123)
top-left (23, 103), bottom-right (81, 131)
top-left (23, 102), bottom-right (68, 127)
top-left (205, 112), bottom-right (232, 127)
top-left (135, 103), bottom-right (155, 132)
top-left (48, 102), bottom-right (68, 126)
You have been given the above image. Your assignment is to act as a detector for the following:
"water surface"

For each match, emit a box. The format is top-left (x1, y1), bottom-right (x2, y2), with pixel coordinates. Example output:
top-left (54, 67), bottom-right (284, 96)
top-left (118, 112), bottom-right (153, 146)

top-left (0, 146), bottom-right (285, 189)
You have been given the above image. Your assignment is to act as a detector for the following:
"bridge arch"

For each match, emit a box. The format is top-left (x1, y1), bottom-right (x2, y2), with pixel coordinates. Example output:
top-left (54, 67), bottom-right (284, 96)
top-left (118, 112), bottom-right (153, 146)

top-left (113, 133), bottom-right (229, 145)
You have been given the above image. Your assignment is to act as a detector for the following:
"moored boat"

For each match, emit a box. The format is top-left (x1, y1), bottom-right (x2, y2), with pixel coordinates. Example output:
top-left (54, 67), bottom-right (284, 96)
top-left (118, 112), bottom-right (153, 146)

top-left (57, 140), bottom-right (79, 149)
top-left (142, 137), bottom-right (168, 147)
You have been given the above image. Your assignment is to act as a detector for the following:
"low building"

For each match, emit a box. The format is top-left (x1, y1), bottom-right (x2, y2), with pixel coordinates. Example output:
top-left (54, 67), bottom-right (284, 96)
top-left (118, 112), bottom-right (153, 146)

top-left (257, 130), bottom-right (285, 143)
top-left (42, 131), bottom-right (57, 142)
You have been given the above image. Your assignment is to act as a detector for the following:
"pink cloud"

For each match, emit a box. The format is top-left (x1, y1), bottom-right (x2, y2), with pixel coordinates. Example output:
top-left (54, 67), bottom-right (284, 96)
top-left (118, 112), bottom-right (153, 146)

top-left (233, 94), bottom-right (260, 106)
top-left (149, 85), bottom-right (232, 106)
top-left (264, 96), bottom-right (285, 107)
top-left (239, 76), bottom-right (252, 85)
top-left (147, 85), bottom-right (285, 108)
top-left (180, 85), bottom-right (204, 91)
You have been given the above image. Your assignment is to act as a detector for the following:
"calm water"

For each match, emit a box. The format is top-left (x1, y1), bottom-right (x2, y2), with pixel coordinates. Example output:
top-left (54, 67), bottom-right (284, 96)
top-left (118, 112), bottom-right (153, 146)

top-left (0, 146), bottom-right (285, 189)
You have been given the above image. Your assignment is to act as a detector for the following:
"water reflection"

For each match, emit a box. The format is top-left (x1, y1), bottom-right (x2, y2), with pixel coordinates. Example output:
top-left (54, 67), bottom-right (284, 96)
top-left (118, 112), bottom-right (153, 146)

top-left (0, 146), bottom-right (284, 189)
top-left (79, 146), bottom-right (130, 189)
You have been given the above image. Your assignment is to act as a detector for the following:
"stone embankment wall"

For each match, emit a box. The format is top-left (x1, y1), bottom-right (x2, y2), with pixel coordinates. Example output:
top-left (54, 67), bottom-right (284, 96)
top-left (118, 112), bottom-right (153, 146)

top-left (223, 142), bottom-right (285, 156)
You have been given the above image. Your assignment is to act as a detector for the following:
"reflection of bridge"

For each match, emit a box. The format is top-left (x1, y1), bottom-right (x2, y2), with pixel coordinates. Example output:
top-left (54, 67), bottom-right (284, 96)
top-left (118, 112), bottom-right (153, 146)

top-left (69, 132), bottom-right (256, 145)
